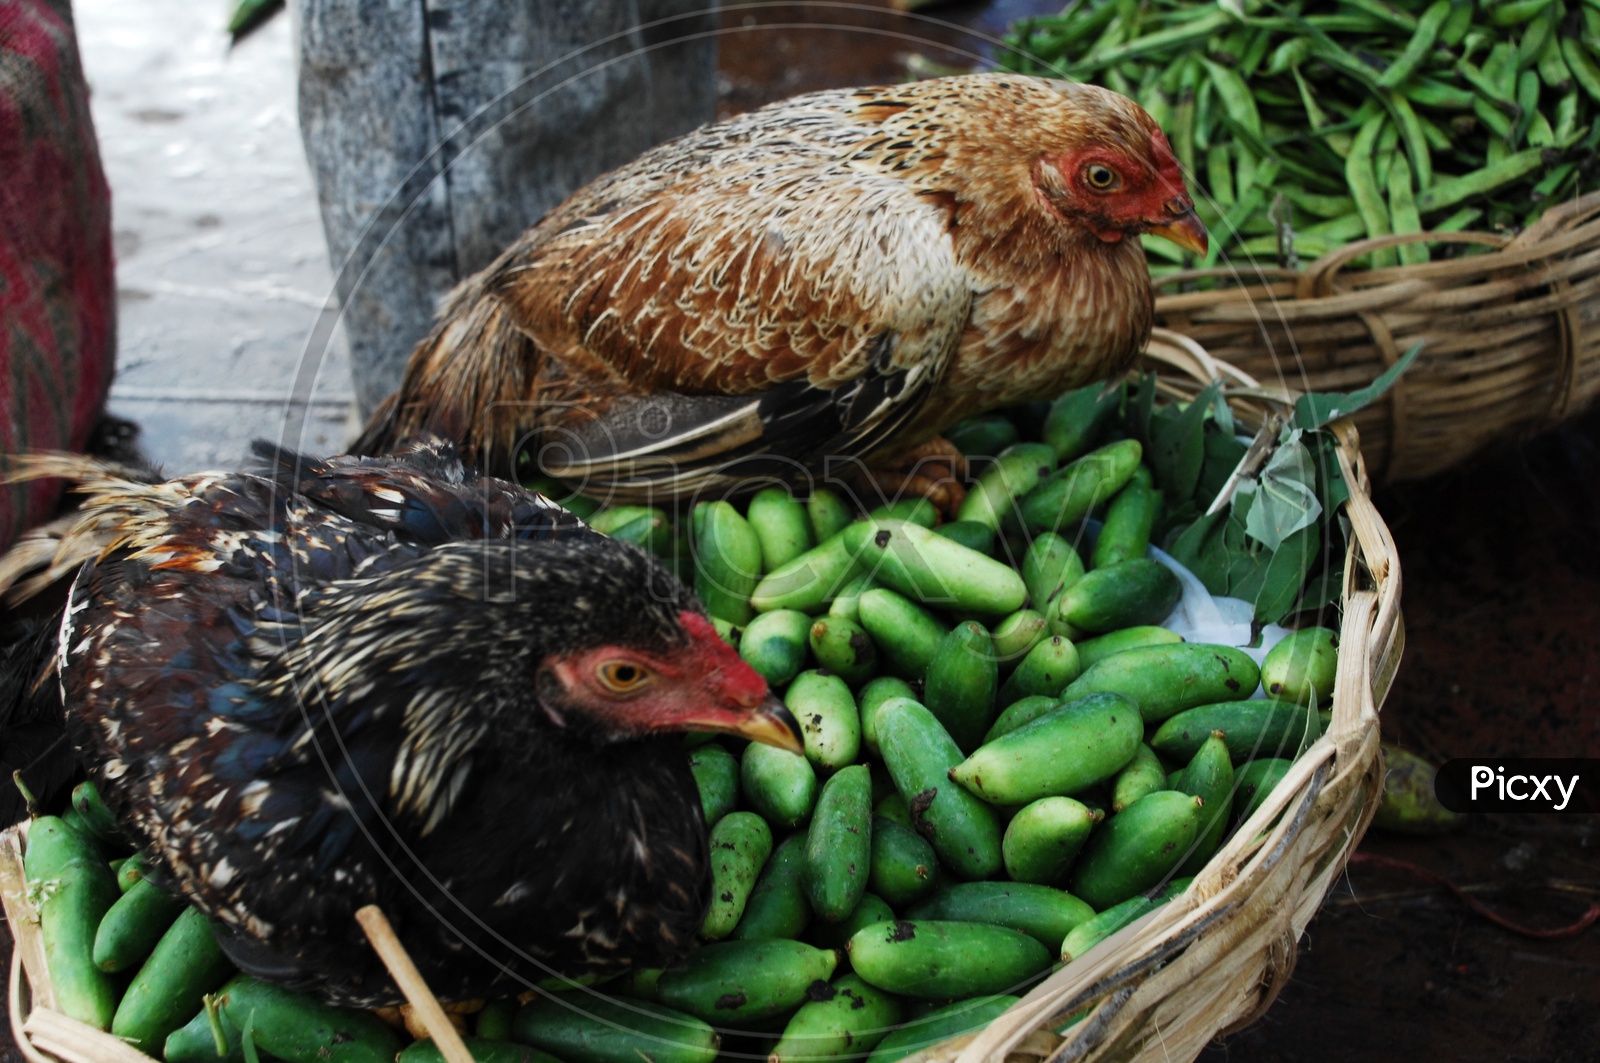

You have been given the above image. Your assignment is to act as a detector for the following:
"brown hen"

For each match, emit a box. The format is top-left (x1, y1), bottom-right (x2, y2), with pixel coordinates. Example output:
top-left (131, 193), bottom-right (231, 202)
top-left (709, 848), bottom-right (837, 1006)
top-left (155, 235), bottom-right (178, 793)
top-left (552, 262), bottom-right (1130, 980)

top-left (355, 73), bottom-right (1206, 503)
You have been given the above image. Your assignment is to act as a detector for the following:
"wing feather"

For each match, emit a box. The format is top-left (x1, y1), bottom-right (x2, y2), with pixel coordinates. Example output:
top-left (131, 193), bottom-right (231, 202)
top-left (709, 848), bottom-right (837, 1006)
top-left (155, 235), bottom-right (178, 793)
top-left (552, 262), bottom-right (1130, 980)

top-left (490, 93), bottom-right (971, 492)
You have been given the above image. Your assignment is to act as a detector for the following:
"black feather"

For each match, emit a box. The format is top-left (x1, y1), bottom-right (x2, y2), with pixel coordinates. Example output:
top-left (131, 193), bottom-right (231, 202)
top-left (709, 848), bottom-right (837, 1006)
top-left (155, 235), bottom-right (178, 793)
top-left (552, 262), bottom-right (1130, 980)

top-left (39, 438), bottom-right (732, 1005)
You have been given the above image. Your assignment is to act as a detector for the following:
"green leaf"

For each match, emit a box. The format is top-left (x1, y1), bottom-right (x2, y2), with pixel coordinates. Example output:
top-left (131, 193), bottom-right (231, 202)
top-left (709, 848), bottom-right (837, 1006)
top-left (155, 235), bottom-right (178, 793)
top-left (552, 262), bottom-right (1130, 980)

top-left (1197, 429), bottom-right (1250, 510)
top-left (1149, 381), bottom-right (1219, 506)
top-left (1294, 557), bottom-right (1345, 617)
top-left (1308, 432), bottom-right (1351, 513)
top-left (1217, 493), bottom-right (1263, 598)
top-left (1165, 508), bottom-right (1230, 596)
top-left (1155, 497), bottom-right (1202, 546)
top-left (1126, 371), bottom-right (1158, 447)
top-left (1243, 431), bottom-right (1323, 551)
top-left (1224, 548), bottom-right (1268, 602)
top-left (1250, 522), bottom-right (1323, 625)
top-left (1292, 342), bottom-right (1422, 430)
top-left (1208, 387), bottom-right (1237, 438)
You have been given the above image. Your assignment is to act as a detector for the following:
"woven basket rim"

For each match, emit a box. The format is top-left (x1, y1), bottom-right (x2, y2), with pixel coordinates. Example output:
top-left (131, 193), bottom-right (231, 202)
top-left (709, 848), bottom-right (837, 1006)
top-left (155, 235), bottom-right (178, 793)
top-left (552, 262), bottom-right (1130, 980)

top-left (1152, 190), bottom-right (1600, 485)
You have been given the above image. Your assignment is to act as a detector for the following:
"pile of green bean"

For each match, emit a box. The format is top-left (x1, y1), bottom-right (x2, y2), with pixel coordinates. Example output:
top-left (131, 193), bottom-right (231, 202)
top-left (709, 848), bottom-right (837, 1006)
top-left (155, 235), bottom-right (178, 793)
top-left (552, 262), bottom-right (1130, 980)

top-left (1003, 0), bottom-right (1600, 269)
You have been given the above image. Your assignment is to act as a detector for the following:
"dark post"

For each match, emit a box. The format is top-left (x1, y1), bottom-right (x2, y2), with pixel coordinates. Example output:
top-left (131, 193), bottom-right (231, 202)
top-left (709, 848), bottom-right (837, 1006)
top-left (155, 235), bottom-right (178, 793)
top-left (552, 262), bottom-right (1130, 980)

top-left (295, 0), bottom-right (720, 418)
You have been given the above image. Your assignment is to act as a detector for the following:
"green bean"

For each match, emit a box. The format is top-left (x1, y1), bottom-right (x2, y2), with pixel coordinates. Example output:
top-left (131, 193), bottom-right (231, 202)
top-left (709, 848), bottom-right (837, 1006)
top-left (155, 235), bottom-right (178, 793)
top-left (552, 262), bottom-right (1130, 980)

top-left (1489, 0), bottom-right (1557, 29)
top-left (1009, 4), bottom-right (1116, 71)
top-left (1538, 31), bottom-right (1574, 94)
top-left (1340, 0), bottom-right (1417, 33)
top-left (1206, 143), bottom-right (1235, 207)
top-left (1070, 9), bottom-right (1232, 73)
top-left (1239, 27), bottom-right (1274, 79)
top-left (1298, 212), bottom-right (1372, 240)
top-left (1373, 118), bottom-right (1400, 189)
top-left (1462, 67), bottom-right (1518, 141)
top-left (1560, 32), bottom-right (1600, 103)
top-left (1434, 206), bottom-right (1484, 232)
top-left (1298, 13), bottom-right (1388, 34)
top-left (1265, 37), bottom-right (1313, 77)
top-left (1377, 1), bottom-right (1451, 90)
top-left (1534, 160), bottom-right (1578, 199)
top-left (1439, 0), bottom-right (1475, 48)
top-left (1405, 78), bottom-right (1477, 111)
top-left (1000, 0), bottom-right (1598, 267)
top-left (1346, 115), bottom-right (1396, 268)
top-left (1199, 57), bottom-right (1263, 139)
top-left (1104, 65), bottom-right (1134, 100)
top-left (1280, 187), bottom-right (1356, 219)
top-left (1459, 28), bottom-right (1491, 63)
top-left (1208, 182), bottom-right (1269, 268)
top-left (1387, 155), bottom-right (1429, 266)
top-left (1234, 148), bottom-right (1259, 203)
top-left (1138, 79), bottom-right (1174, 130)
top-left (1170, 57), bottom-right (1200, 176)
top-left (1517, 8), bottom-right (1557, 70)
top-left (1193, 75), bottom-right (1216, 152)
top-left (1291, 65), bottom-right (1334, 135)
top-left (1383, 91), bottom-right (1434, 188)
top-left (1488, 42), bottom-right (1522, 102)
top-left (1555, 88), bottom-right (1580, 140)
top-left (1513, 69), bottom-right (1543, 146)
top-left (1525, 108), bottom-right (1556, 148)
top-left (1455, 57), bottom-right (1521, 117)
top-left (1415, 147), bottom-right (1551, 213)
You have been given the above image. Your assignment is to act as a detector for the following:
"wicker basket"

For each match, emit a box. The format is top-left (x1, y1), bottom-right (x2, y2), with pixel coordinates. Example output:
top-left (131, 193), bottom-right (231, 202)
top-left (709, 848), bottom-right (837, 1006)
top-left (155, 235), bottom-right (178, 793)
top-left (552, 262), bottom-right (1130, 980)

top-left (1155, 190), bottom-right (1600, 483)
top-left (912, 330), bottom-right (1404, 1063)
top-left (1, 822), bottom-right (154, 1063)
top-left (0, 335), bottom-right (1402, 1063)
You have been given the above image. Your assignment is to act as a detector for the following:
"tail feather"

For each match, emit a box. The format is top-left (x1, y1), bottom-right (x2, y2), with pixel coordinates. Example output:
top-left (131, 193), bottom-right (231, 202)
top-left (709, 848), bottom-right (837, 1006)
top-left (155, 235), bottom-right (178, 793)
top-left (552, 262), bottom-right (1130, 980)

top-left (0, 452), bottom-right (165, 606)
top-left (350, 280), bottom-right (539, 477)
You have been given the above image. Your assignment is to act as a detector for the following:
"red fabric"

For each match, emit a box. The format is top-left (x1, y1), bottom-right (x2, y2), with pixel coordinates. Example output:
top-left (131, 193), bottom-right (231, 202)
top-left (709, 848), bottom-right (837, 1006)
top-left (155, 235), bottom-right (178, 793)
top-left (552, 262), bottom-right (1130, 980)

top-left (0, 0), bottom-right (115, 551)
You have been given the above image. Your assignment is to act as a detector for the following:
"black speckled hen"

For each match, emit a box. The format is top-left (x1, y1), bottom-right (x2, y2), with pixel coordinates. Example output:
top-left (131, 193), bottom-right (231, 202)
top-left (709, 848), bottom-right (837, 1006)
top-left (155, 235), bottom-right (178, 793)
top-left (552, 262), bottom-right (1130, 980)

top-left (7, 440), bottom-right (800, 1006)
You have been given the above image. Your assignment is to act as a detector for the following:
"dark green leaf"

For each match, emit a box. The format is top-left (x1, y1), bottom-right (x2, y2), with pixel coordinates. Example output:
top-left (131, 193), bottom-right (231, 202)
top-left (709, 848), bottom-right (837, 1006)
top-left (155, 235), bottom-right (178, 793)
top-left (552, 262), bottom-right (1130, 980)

top-left (1155, 497), bottom-right (1202, 545)
top-left (1294, 557), bottom-right (1345, 617)
top-left (1308, 432), bottom-right (1351, 513)
top-left (1125, 372), bottom-right (1158, 448)
top-left (1149, 381), bottom-right (1219, 506)
top-left (1292, 342), bottom-right (1422, 430)
top-left (1197, 427), bottom-right (1249, 505)
top-left (1221, 489), bottom-right (1265, 597)
top-left (1223, 538), bottom-right (1269, 601)
top-left (1165, 508), bottom-right (1231, 596)
top-left (1251, 522), bottom-right (1323, 625)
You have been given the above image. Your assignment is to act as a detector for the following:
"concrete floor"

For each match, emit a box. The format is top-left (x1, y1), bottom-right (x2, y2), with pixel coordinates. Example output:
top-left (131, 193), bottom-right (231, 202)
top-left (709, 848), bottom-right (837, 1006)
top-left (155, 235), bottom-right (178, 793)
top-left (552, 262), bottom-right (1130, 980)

top-left (76, 0), bottom-right (1035, 477)
top-left (77, 0), bottom-right (352, 472)
top-left (7, 0), bottom-right (1596, 1060)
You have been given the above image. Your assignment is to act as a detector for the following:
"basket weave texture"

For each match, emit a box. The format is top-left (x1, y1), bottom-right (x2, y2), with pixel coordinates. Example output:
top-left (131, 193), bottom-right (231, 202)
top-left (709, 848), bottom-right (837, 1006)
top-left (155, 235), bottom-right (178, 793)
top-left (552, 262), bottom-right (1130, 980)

top-left (1155, 191), bottom-right (1600, 483)
top-left (0, 340), bottom-right (1403, 1063)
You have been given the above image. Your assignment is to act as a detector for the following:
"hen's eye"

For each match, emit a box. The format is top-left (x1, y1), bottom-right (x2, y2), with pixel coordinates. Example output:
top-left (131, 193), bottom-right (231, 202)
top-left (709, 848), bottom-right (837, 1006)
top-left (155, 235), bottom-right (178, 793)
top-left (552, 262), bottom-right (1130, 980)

top-left (1084, 164), bottom-right (1119, 191)
top-left (598, 661), bottom-right (651, 693)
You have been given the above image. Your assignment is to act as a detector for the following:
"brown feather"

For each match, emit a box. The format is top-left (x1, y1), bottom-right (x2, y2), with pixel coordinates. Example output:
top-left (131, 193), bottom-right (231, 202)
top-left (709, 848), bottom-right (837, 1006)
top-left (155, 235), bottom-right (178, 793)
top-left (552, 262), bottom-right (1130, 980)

top-left (356, 74), bottom-right (1195, 495)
